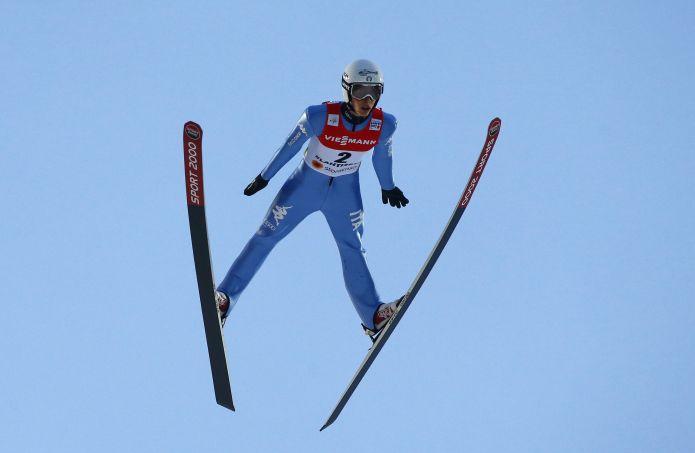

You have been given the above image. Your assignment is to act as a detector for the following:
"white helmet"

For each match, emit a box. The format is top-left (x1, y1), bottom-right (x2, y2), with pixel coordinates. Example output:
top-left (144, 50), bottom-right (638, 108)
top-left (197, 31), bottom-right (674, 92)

top-left (341, 59), bottom-right (384, 103)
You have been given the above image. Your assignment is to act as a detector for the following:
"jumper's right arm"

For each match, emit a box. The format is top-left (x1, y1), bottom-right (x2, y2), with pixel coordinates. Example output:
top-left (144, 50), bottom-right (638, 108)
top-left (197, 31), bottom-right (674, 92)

top-left (259, 110), bottom-right (315, 181)
top-left (243, 109), bottom-right (317, 196)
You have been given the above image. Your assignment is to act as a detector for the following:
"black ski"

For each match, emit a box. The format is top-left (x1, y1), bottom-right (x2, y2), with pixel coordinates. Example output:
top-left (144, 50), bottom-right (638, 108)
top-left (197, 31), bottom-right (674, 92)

top-left (183, 121), bottom-right (235, 411)
top-left (320, 117), bottom-right (502, 430)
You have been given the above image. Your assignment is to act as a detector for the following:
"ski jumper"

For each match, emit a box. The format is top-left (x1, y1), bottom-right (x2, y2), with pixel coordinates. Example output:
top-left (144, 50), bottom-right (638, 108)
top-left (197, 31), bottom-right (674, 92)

top-left (218, 102), bottom-right (398, 329)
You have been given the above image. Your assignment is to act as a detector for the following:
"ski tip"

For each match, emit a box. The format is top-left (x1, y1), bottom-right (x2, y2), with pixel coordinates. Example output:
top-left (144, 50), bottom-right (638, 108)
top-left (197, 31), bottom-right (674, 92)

top-left (319, 423), bottom-right (330, 432)
top-left (183, 121), bottom-right (203, 140)
top-left (488, 117), bottom-right (501, 137)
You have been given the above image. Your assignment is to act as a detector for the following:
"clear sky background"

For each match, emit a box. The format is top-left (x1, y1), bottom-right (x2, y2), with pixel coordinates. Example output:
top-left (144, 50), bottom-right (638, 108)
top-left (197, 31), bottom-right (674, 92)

top-left (2, 1), bottom-right (694, 452)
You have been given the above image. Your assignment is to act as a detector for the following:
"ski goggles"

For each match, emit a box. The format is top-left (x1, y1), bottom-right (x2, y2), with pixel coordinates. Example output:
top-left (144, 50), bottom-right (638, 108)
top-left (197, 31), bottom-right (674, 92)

top-left (350, 83), bottom-right (383, 100)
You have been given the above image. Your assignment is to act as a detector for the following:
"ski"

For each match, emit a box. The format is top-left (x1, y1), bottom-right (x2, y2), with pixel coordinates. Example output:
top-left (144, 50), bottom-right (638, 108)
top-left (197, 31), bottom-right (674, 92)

top-left (320, 117), bottom-right (502, 431)
top-left (183, 121), bottom-right (235, 411)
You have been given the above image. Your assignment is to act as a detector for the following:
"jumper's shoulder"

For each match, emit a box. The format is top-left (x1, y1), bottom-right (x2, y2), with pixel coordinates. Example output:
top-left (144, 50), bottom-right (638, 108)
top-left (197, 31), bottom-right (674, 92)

top-left (305, 103), bottom-right (328, 119)
top-left (304, 104), bottom-right (329, 135)
top-left (381, 111), bottom-right (397, 128)
top-left (379, 110), bottom-right (397, 138)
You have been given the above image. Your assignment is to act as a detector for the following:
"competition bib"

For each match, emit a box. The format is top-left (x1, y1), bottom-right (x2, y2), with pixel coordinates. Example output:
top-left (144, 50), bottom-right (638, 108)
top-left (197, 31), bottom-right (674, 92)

top-left (304, 137), bottom-right (371, 176)
top-left (304, 102), bottom-right (384, 176)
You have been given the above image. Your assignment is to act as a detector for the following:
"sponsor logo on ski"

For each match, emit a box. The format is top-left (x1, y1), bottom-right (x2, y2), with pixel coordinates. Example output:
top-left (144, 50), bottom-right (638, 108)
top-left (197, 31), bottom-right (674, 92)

top-left (489, 120), bottom-right (501, 137)
top-left (328, 114), bottom-right (340, 127)
top-left (460, 131), bottom-right (498, 208)
top-left (324, 135), bottom-right (377, 147)
top-left (476, 137), bottom-right (495, 175)
top-left (460, 175), bottom-right (479, 208)
top-left (187, 141), bottom-right (202, 205)
top-left (369, 119), bottom-right (382, 131)
top-left (185, 124), bottom-right (201, 140)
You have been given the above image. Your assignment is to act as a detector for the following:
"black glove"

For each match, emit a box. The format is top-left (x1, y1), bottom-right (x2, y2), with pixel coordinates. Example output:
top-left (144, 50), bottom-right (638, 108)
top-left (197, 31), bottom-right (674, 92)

top-left (244, 174), bottom-right (269, 196)
top-left (381, 186), bottom-right (409, 208)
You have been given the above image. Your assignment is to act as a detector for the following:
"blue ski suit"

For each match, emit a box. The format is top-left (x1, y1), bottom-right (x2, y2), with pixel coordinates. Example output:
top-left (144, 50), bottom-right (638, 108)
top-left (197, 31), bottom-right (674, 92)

top-left (218, 102), bottom-right (399, 329)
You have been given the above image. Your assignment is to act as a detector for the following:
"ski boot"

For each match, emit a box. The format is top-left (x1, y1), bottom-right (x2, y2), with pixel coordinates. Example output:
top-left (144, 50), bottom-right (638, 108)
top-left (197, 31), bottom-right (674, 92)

top-left (215, 290), bottom-right (231, 327)
top-left (362, 297), bottom-right (404, 341)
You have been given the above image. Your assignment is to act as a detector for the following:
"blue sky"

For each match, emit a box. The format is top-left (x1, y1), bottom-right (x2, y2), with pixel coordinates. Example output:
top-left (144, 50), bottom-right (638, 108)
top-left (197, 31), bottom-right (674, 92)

top-left (2, 1), bottom-right (694, 452)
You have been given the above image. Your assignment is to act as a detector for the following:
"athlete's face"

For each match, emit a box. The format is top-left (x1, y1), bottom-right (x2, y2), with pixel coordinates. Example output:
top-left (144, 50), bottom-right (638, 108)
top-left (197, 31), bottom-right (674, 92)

top-left (349, 96), bottom-right (376, 116)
